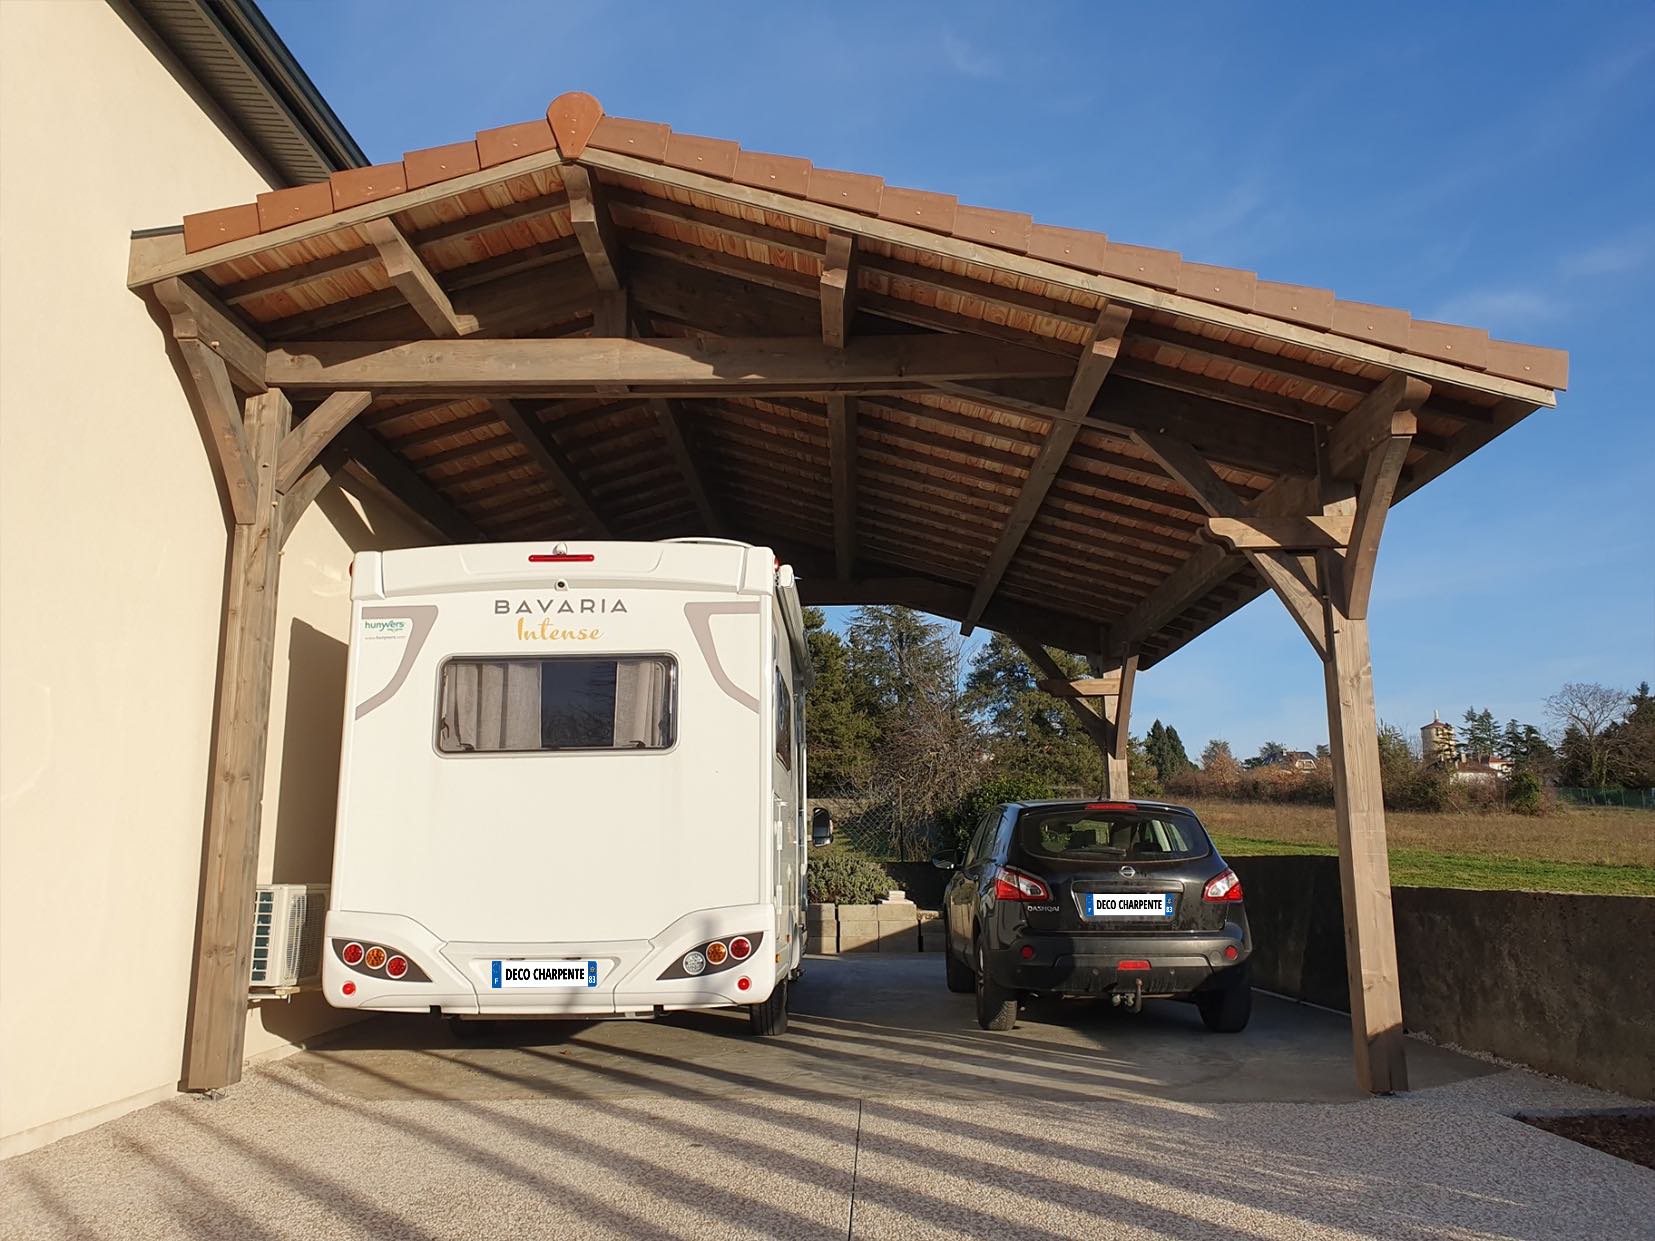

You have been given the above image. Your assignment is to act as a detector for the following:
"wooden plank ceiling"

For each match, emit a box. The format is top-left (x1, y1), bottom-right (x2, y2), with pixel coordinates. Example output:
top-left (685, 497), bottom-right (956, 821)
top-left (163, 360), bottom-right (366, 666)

top-left (129, 93), bottom-right (1567, 666)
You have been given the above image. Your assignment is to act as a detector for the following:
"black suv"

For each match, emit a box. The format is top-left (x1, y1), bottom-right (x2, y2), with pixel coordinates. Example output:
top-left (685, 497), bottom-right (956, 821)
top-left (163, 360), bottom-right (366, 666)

top-left (935, 800), bottom-right (1252, 1032)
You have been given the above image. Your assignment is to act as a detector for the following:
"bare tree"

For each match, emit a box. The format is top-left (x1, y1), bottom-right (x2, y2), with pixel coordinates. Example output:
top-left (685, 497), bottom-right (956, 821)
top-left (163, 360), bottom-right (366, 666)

top-left (1545, 682), bottom-right (1629, 788)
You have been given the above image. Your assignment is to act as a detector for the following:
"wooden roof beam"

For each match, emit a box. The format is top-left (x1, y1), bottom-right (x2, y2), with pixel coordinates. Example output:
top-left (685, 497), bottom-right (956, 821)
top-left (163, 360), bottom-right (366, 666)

top-left (794, 573), bottom-right (1102, 653)
top-left (960, 305), bottom-right (1132, 635)
top-left (489, 399), bottom-right (612, 537)
top-left (648, 398), bottom-right (722, 536)
top-left (361, 218), bottom-right (479, 338)
top-left (264, 335), bottom-right (1073, 393)
top-left (561, 165), bottom-right (623, 293)
top-left (821, 232), bottom-right (857, 349)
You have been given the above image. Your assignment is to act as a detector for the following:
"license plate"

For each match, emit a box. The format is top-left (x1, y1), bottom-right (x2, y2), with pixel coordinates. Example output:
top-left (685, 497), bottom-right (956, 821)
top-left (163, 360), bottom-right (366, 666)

top-left (1086, 893), bottom-right (1175, 919)
top-left (491, 958), bottom-right (599, 989)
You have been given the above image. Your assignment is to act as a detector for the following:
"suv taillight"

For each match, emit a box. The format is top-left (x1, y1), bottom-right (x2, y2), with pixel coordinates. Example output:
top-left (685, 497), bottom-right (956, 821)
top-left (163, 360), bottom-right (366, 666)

top-left (1203, 868), bottom-right (1243, 902)
top-left (993, 865), bottom-right (1051, 901)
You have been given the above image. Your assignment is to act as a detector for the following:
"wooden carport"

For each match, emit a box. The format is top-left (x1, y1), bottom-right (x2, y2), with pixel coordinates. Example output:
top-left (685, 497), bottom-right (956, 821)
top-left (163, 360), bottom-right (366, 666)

top-left (127, 91), bottom-right (1566, 1099)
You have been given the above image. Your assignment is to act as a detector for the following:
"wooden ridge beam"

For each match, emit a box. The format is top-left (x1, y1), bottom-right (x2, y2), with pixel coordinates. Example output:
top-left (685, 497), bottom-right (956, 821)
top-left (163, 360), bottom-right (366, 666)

top-left (490, 399), bottom-right (610, 537)
top-left (648, 398), bottom-right (721, 535)
top-left (264, 335), bottom-right (1074, 393)
top-left (339, 426), bottom-right (481, 542)
top-left (275, 390), bottom-right (373, 493)
top-left (561, 165), bottom-right (622, 293)
top-left (155, 276), bottom-right (268, 395)
top-left (961, 305), bottom-right (1132, 634)
top-left (821, 231), bottom-right (857, 349)
top-left (827, 394), bottom-right (859, 578)
top-left (361, 218), bottom-right (479, 338)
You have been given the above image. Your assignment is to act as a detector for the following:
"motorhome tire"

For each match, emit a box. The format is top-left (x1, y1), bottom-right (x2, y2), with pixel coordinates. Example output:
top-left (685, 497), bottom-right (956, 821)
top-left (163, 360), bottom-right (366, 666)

top-left (749, 981), bottom-right (789, 1035)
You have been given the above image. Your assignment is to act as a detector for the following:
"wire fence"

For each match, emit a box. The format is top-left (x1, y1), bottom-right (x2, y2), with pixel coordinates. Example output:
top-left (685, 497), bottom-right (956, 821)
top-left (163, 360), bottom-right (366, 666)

top-left (1555, 786), bottom-right (1655, 810)
top-left (808, 796), bottom-right (949, 862)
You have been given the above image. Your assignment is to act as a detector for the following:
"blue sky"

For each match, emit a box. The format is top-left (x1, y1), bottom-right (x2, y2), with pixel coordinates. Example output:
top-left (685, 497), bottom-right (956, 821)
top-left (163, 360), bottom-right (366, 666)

top-left (267, 0), bottom-right (1654, 758)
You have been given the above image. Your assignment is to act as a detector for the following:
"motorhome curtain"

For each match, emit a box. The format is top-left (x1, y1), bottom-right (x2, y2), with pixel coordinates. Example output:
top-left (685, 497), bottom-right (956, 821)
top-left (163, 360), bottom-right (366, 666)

top-left (440, 660), bottom-right (540, 751)
top-left (613, 659), bottom-right (670, 747)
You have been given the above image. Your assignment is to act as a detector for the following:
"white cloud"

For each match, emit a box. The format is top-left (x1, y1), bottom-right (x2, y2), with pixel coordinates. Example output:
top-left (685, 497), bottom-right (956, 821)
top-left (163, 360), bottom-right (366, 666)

top-left (1558, 226), bottom-right (1655, 278)
top-left (941, 30), bottom-right (1001, 80)
top-left (1427, 288), bottom-right (1558, 331)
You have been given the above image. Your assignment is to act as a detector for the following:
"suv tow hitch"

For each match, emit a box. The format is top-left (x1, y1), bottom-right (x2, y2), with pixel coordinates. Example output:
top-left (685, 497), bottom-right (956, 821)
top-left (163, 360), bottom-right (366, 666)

top-left (1112, 979), bottom-right (1145, 1013)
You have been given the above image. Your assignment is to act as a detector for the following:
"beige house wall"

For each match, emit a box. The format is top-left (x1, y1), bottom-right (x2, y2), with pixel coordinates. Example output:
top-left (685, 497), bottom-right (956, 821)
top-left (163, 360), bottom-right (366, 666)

top-left (0, 1), bottom-right (423, 1155)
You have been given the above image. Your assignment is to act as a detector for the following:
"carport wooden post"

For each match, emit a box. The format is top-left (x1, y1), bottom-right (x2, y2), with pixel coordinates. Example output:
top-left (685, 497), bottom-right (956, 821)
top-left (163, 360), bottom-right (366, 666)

top-left (182, 385), bottom-right (290, 1092)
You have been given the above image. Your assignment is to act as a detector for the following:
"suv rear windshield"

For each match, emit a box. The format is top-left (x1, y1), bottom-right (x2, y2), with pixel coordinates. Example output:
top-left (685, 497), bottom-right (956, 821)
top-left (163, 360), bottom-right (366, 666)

top-left (1015, 805), bottom-right (1210, 863)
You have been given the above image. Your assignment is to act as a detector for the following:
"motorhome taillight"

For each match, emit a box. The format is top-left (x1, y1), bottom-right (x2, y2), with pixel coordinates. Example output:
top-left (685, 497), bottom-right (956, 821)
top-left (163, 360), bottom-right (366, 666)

top-left (736, 977), bottom-right (751, 991)
top-left (385, 955), bottom-right (409, 979)
top-left (342, 981), bottom-right (356, 996)
top-left (706, 941), bottom-right (728, 966)
top-left (728, 936), bottom-right (753, 961)
top-left (528, 553), bottom-right (594, 563)
top-left (681, 950), bottom-right (707, 976)
top-left (341, 942), bottom-right (365, 966)
top-left (363, 945), bottom-right (387, 970)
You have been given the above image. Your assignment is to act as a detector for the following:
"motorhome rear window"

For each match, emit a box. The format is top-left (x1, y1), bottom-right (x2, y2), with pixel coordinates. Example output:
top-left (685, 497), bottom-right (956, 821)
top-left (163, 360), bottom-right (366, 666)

top-left (437, 656), bottom-right (676, 753)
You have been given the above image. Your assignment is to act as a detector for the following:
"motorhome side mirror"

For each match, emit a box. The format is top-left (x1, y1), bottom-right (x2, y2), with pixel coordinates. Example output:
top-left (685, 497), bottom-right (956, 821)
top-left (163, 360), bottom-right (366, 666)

top-left (810, 807), bottom-right (834, 847)
top-left (930, 849), bottom-right (961, 871)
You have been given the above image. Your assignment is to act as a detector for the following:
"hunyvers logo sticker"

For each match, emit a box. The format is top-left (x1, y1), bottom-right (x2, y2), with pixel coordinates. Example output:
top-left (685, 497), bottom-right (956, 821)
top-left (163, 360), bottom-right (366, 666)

top-left (362, 616), bottom-right (410, 640)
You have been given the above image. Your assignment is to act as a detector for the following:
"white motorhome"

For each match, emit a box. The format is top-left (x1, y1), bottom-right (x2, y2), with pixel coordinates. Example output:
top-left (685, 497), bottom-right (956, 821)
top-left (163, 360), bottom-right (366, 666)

top-left (323, 539), bottom-right (820, 1034)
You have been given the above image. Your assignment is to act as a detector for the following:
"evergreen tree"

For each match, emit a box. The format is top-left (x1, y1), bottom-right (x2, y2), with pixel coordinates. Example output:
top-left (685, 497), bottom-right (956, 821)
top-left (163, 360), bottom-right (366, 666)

top-left (1462, 707), bottom-right (1498, 759)
top-left (1163, 725), bottom-right (1195, 776)
top-left (1245, 740), bottom-right (1289, 769)
top-left (801, 607), bottom-right (876, 793)
top-left (965, 634), bottom-right (1103, 791)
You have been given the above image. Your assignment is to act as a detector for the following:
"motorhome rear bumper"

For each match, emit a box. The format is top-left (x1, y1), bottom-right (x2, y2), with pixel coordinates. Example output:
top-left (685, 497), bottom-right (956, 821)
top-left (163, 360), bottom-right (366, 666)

top-left (323, 905), bottom-right (786, 1014)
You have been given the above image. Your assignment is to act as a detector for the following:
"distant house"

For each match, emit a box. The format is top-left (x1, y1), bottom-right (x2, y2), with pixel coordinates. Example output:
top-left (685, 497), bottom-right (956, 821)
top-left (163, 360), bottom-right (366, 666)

top-left (1453, 761), bottom-right (1502, 784)
top-left (1283, 751), bottom-right (1319, 772)
top-left (1421, 715), bottom-right (1458, 767)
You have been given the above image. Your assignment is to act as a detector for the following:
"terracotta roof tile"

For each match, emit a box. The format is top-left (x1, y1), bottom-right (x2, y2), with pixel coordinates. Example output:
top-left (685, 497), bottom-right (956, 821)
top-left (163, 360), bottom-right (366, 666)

top-left (664, 132), bottom-right (740, 180)
top-left (952, 205), bottom-right (1032, 252)
top-left (256, 182), bottom-right (334, 231)
top-left (1331, 299), bottom-right (1412, 352)
top-left (402, 141), bottom-right (480, 190)
top-left (1178, 262), bottom-right (1257, 312)
top-left (476, 119), bottom-right (557, 169)
top-left (1410, 320), bottom-right (1490, 370)
top-left (1028, 224), bottom-right (1107, 272)
top-left (589, 117), bottom-right (670, 161)
top-left (1254, 280), bottom-right (1334, 329)
top-left (733, 150), bottom-right (811, 197)
top-left (878, 186), bottom-right (958, 234)
top-left (182, 202), bottom-right (260, 252)
top-left (162, 88), bottom-right (1565, 393)
top-left (806, 167), bottom-right (883, 215)
top-left (329, 162), bottom-right (408, 211)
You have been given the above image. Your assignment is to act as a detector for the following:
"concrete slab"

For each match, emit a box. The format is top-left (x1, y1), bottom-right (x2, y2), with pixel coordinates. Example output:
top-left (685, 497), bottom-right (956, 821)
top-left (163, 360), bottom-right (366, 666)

top-left (3, 955), bottom-right (1648, 1240)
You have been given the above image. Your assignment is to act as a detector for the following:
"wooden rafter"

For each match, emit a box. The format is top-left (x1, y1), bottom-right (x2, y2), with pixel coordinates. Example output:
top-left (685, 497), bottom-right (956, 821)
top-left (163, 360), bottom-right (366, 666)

top-left (175, 340), bottom-right (259, 524)
top-left (820, 232), bottom-right (857, 349)
top-left (827, 394), bottom-right (858, 578)
top-left (361, 218), bottom-right (479, 338)
top-left (264, 335), bottom-right (1074, 393)
top-left (961, 305), bottom-right (1131, 634)
top-left (339, 426), bottom-right (481, 542)
top-left (490, 399), bottom-right (610, 537)
top-left (647, 398), bottom-right (721, 535)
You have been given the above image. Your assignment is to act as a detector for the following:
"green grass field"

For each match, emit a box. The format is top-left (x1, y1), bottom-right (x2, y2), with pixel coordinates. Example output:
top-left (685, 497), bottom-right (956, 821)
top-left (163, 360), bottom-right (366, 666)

top-left (1192, 800), bottom-right (1655, 896)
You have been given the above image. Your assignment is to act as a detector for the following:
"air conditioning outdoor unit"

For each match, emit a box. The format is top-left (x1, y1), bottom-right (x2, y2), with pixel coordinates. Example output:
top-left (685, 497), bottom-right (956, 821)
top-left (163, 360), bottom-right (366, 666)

top-left (250, 883), bottom-right (328, 989)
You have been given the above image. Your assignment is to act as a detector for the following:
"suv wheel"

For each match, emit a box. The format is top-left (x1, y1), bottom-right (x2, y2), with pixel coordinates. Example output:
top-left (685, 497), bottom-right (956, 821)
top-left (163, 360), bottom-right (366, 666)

top-left (1196, 964), bottom-right (1252, 1033)
top-left (748, 980), bottom-right (789, 1035)
top-left (974, 939), bottom-right (1018, 1030)
top-left (944, 931), bottom-right (974, 994)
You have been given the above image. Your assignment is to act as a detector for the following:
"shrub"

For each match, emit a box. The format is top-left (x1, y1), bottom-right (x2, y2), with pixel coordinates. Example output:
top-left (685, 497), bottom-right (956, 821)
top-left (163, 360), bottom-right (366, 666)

top-left (937, 773), bottom-right (1053, 853)
top-left (1508, 770), bottom-right (1545, 815)
top-left (807, 852), bottom-right (892, 905)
